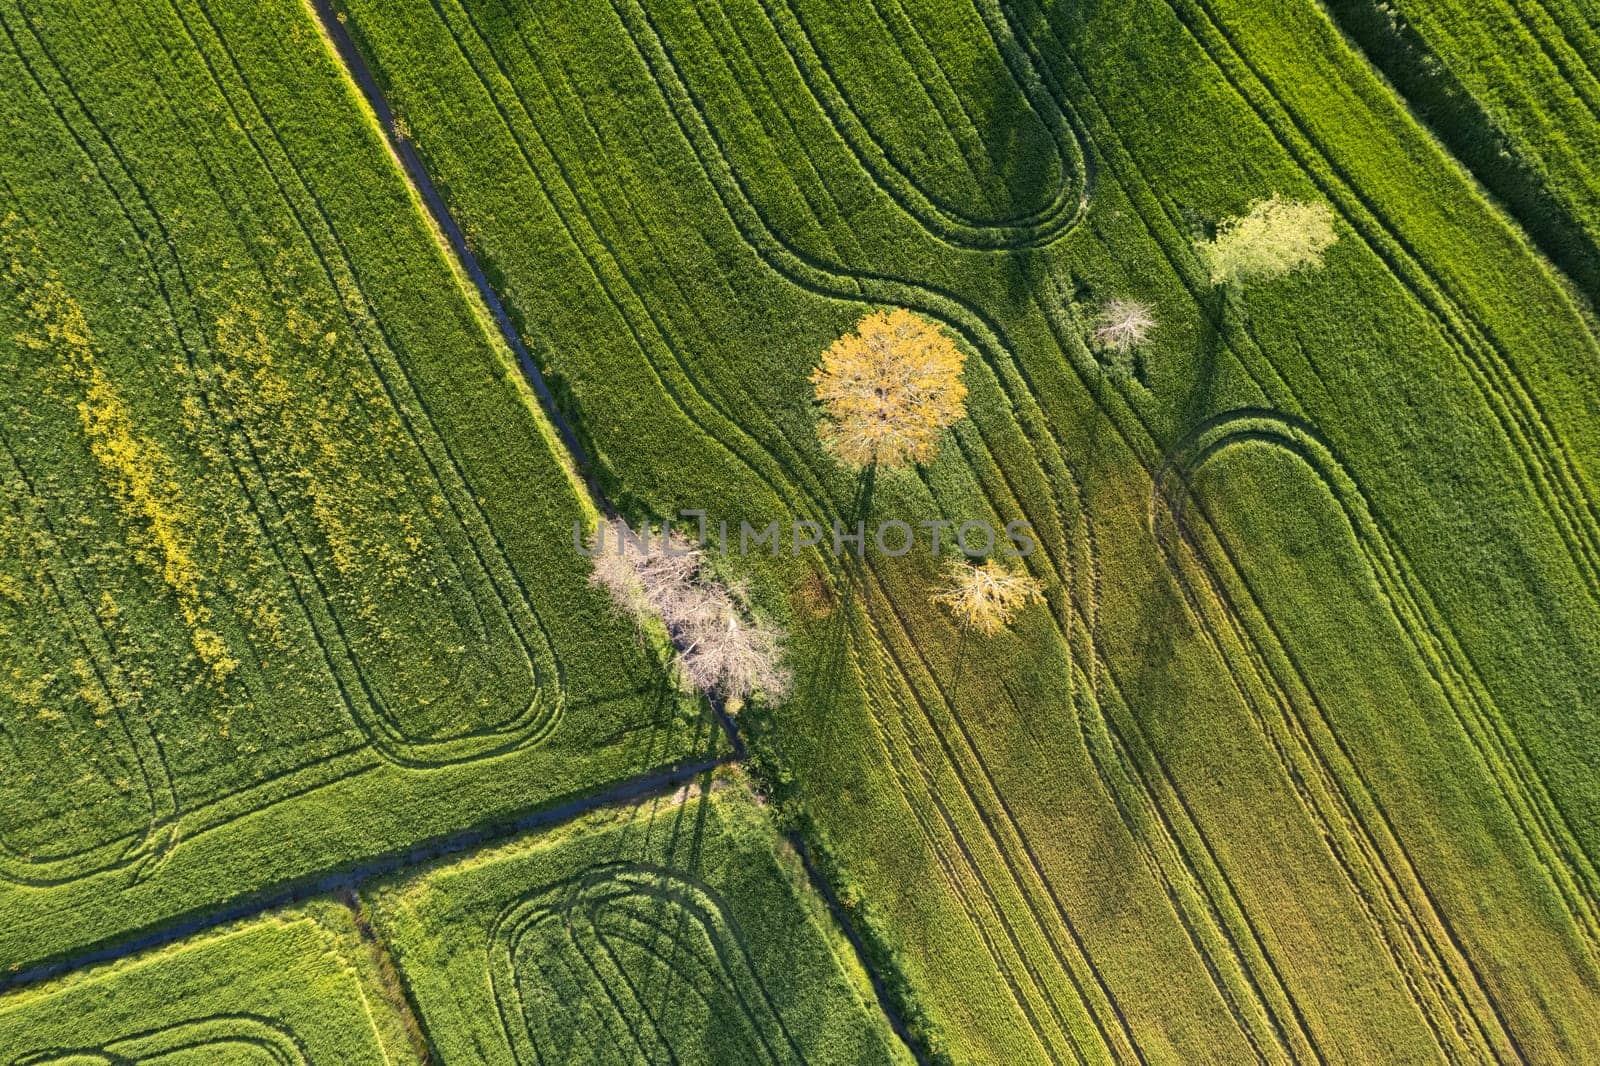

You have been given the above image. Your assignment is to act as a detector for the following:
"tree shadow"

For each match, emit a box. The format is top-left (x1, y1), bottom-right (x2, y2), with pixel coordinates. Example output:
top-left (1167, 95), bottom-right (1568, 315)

top-left (1174, 284), bottom-right (1227, 437)
top-left (844, 461), bottom-right (879, 531)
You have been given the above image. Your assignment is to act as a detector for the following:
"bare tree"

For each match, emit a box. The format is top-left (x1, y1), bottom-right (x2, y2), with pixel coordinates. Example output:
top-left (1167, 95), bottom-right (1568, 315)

top-left (1092, 298), bottom-right (1157, 354)
top-left (589, 520), bottom-right (791, 705)
top-left (672, 587), bottom-right (791, 703)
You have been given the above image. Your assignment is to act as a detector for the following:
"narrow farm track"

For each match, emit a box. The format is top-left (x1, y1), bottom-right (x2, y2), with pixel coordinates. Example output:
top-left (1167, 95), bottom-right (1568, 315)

top-left (363, 0), bottom-right (1600, 1056)
top-left (196, 3), bottom-right (568, 757)
top-left (707, 0), bottom-right (1593, 1056)
top-left (305, 0), bottom-right (756, 760)
top-left (0, 900), bottom-right (425, 1062)
top-left (138, 0), bottom-right (572, 761)
top-left (1171, 0), bottom-right (1600, 941)
top-left (290, 9), bottom-right (935, 1059)
top-left (350, 2), bottom-right (1120, 1056)
top-left (0, 0), bottom-right (573, 911)
top-left (0, 753), bottom-right (731, 994)
top-left (585, 2), bottom-right (1363, 1056)
top-left (355, 784), bottom-right (916, 1065)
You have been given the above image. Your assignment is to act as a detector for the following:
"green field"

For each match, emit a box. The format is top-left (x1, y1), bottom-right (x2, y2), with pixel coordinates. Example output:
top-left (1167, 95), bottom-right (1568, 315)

top-left (0, 0), bottom-right (718, 974)
top-left (331, 0), bottom-right (1600, 1060)
top-left (0, 900), bottom-right (416, 1062)
top-left (366, 777), bottom-right (910, 1064)
top-left (2, 0), bottom-right (1598, 1060)
top-left (1324, 0), bottom-right (1600, 296)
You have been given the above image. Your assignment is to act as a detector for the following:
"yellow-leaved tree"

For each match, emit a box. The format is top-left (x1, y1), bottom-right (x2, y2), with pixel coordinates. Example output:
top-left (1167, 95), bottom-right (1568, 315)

top-left (933, 559), bottom-right (1044, 636)
top-left (811, 309), bottom-right (967, 469)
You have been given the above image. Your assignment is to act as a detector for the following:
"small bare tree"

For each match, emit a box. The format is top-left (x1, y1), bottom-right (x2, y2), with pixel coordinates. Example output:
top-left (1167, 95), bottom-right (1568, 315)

top-left (1092, 298), bottom-right (1157, 354)
top-left (589, 520), bottom-right (791, 705)
top-left (933, 559), bottom-right (1045, 636)
top-left (812, 308), bottom-right (968, 470)
top-left (671, 586), bottom-right (790, 703)
top-left (589, 520), bottom-right (695, 622)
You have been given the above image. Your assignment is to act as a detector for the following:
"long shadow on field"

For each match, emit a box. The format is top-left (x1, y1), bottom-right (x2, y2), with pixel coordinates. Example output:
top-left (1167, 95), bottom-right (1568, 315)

top-left (997, 64), bottom-right (1077, 317)
top-left (617, 672), bottom-right (724, 785)
top-left (845, 464), bottom-right (880, 530)
top-left (980, 46), bottom-right (1062, 313)
top-left (1322, 0), bottom-right (1600, 306)
top-left (789, 576), bottom-right (861, 807)
top-left (1175, 287), bottom-right (1227, 437)
top-left (583, 773), bottom-right (814, 1066)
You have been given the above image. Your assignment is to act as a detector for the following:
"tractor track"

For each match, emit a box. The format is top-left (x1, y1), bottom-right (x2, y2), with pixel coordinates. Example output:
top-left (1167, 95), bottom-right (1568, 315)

top-left (0, 8), bottom-right (923, 1066)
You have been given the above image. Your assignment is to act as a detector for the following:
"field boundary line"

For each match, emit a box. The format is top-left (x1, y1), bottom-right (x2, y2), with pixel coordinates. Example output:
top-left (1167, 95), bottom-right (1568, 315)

top-left (304, 0), bottom-right (754, 758)
top-left (302, 0), bottom-right (594, 497)
top-left (1316, 0), bottom-right (1600, 304)
top-left (293, 10), bottom-right (949, 1062)
top-left (598, 5), bottom-right (1150, 1056)
top-left (0, 752), bottom-right (730, 994)
top-left (166, 0), bottom-right (569, 710)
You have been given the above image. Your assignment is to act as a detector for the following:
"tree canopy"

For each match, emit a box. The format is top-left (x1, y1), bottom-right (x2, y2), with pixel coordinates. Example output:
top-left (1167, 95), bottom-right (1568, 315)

top-left (812, 309), bottom-right (968, 469)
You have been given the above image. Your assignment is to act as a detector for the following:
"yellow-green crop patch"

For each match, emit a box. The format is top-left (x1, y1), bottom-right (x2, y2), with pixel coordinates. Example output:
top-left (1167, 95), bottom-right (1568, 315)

top-left (0, 0), bottom-right (717, 975)
top-left (365, 779), bottom-right (911, 1065)
top-left (0, 900), bottom-right (415, 1063)
top-left (335, 0), bottom-right (1600, 1061)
